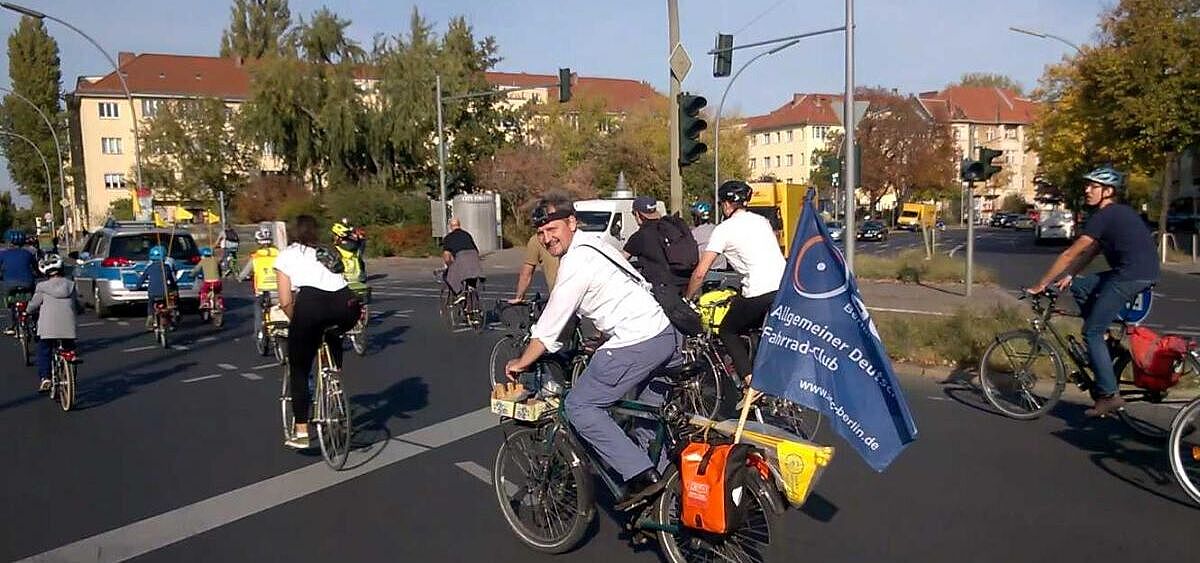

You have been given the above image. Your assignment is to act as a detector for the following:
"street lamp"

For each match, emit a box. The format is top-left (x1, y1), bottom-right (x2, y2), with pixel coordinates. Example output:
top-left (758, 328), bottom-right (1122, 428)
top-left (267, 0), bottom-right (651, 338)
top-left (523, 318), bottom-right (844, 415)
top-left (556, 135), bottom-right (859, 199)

top-left (1008, 26), bottom-right (1083, 54)
top-left (0, 86), bottom-right (69, 246)
top-left (0, 129), bottom-right (55, 238)
top-left (1, 1), bottom-right (145, 220)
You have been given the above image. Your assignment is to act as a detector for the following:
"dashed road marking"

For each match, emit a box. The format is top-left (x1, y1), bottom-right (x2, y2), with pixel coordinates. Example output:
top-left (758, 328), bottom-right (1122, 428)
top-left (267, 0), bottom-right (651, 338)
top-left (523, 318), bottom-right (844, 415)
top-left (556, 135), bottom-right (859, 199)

top-left (240, 373), bottom-right (263, 381)
top-left (170, 345), bottom-right (190, 351)
top-left (216, 363), bottom-right (238, 371)
top-left (79, 322), bottom-right (104, 328)
top-left (182, 374), bottom-right (222, 383)
top-left (197, 336), bottom-right (218, 343)
top-left (116, 321), bottom-right (129, 326)
top-left (123, 345), bottom-right (157, 353)
top-left (251, 363), bottom-right (278, 371)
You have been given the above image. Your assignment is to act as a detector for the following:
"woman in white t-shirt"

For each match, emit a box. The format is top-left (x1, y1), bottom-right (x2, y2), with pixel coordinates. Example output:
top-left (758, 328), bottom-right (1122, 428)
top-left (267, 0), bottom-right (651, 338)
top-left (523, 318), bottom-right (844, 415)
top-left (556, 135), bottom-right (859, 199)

top-left (275, 215), bottom-right (362, 449)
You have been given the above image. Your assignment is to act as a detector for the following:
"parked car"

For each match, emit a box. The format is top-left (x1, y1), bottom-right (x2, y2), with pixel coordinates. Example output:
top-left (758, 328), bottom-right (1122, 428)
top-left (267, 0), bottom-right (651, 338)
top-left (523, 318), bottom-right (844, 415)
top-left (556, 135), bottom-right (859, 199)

top-left (1035, 209), bottom-right (1075, 244)
top-left (71, 222), bottom-right (202, 316)
top-left (856, 220), bottom-right (888, 242)
top-left (825, 221), bottom-right (845, 241)
top-left (1013, 215), bottom-right (1036, 230)
top-left (989, 213), bottom-right (1011, 227)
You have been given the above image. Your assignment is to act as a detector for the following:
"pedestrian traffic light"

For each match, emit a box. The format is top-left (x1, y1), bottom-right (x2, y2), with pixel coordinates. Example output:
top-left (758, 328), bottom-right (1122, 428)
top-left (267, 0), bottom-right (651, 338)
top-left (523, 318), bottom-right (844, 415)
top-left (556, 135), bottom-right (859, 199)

top-left (979, 147), bottom-right (1003, 181)
top-left (713, 34), bottom-right (733, 78)
top-left (678, 92), bottom-right (708, 167)
top-left (558, 68), bottom-right (572, 103)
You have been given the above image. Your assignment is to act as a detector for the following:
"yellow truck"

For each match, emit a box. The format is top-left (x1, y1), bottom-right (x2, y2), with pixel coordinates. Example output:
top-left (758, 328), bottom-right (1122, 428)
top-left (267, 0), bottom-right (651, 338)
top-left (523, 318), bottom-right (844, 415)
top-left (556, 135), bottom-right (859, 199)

top-left (897, 202), bottom-right (936, 231)
top-left (746, 181), bottom-right (806, 252)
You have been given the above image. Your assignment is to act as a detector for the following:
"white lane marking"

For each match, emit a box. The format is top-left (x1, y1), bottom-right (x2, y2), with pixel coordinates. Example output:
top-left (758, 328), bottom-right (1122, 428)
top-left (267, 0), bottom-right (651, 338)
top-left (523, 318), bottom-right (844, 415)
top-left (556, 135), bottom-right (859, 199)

top-left (1172, 298), bottom-right (1198, 303)
top-left (1180, 325), bottom-right (1200, 331)
top-left (170, 345), bottom-right (190, 351)
top-left (79, 322), bottom-right (104, 328)
top-left (452, 327), bottom-right (473, 333)
top-left (457, 460), bottom-right (517, 496)
top-left (1153, 292), bottom-right (1165, 297)
top-left (926, 396), bottom-right (951, 402)
top-left (216, 363), bottom-right (238, 371)
top-left (18, 408), bottom-right (498, 563)
top-left (181, 374), bottom-right (222, 383)
top-left (948, 244), bottom-right (965, 257)
top-left (251, 363), bottom-right (278, 371)
top-left (116, 321), bottom-right (129, 326)
top-left (240, 373), bottom-right (263, 381)
top-left (867, 306), bottom-right (947, 317)
top-left (197, 336), bottom-right (218, 343)
top-left (122, 345), bottom-right (157, 353)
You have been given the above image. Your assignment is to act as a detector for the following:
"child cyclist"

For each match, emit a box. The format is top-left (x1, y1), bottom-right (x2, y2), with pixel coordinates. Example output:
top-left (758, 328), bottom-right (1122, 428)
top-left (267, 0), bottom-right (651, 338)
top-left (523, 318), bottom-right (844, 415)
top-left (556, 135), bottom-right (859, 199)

top-left (193, 247), bottom-right (223, 312)
top-left (239, 226), bottom-right (280, 338)
top-left (27, 254), bottom-right (81, 392)
top-left (137, 245), bottom-right (179, 329)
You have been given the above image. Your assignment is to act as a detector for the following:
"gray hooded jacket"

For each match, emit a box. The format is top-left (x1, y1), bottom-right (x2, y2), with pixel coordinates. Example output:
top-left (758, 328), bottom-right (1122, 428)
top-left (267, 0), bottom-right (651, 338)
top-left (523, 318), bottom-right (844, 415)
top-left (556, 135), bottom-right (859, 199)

top-left (27, 276), bottom-right (82, 339)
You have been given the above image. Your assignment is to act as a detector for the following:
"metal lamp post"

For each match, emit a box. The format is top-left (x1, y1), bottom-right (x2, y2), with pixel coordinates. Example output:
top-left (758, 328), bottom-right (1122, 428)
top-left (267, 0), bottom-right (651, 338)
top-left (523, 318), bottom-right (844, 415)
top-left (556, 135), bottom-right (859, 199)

top-left (1009, 26), bottom-right (1083, 54)
top-left (0, 86), bottom-right (68, 245)
top-left (0, 129), bottom-right (55, 236)
top-left (2, 1), bottom-right (145, 221)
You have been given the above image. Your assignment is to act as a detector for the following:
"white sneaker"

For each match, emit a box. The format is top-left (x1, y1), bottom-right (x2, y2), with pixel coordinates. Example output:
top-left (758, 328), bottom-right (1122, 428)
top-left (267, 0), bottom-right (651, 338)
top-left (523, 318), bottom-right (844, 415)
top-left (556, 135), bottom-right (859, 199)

top-left (38, 378), bottom-right (52, 392)
top-left (284, 432), bottom-right (311, 449)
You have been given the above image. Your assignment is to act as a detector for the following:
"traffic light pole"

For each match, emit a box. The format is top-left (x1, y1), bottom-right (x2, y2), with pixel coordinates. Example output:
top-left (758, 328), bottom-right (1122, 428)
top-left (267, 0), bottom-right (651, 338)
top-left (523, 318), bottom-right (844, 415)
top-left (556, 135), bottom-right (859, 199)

top-left (843, 0), bottom-right (857, 271)
top-left (667, 0), bottom-right (683, 215)
top-left (966, 180), bottom-right (975, 296)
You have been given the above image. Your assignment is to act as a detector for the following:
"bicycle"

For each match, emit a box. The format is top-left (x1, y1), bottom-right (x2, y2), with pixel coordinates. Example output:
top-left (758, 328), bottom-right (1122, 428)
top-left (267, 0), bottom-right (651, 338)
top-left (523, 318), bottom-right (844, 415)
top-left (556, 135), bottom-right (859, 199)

top-left (198, 284), bottom-right (224, 328)
top-left (344, 287), bottom-right (371, 356)
top-left (150, 293), bottom-right (179, 349)
top-left (280, 328), bottom-right (352, 470)
top-left (46, 342), bottom-right (78, 411)
top-left (254, 292), bottom-right (288, 365)
top-left (979, 287), bottom-right (1200, 438)
top-left (494, 361), bottom-right (786, 560)
top-left (219, 252), bottom-right (238, 279)
top-left (10, 293), bottom-right (34, 366)
top-left (436, 268), bottom-right (484, 332)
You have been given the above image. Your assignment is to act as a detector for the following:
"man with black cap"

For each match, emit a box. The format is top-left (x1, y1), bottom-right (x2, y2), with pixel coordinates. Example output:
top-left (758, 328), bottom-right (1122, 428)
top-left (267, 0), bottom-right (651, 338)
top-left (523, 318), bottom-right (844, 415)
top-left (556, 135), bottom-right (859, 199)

top-left (623, 195), bottom-right (696, 297)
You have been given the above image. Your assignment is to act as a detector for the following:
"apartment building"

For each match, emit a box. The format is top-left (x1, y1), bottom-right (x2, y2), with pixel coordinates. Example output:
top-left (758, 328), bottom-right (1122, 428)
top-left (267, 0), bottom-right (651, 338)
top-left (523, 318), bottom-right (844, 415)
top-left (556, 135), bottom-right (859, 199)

top-left (742, 93), bottom-right (844, 185)
top-left (69, 53), bottom-right (659, 230)
top-left (917, 86), bottom-right (1040, 217)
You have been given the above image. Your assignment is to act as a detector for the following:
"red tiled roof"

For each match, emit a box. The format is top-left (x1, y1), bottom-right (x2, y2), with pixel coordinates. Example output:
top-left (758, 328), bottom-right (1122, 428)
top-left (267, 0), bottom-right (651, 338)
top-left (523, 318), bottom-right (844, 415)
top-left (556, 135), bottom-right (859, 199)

top-left (485, 71), bottom-right (661, 113)
top-left (742, 93), bottom-right (845, 131)
top-left (73, 53), bottom-right (253, 100)
top-left (917, 86), bottom-right (1039, 124)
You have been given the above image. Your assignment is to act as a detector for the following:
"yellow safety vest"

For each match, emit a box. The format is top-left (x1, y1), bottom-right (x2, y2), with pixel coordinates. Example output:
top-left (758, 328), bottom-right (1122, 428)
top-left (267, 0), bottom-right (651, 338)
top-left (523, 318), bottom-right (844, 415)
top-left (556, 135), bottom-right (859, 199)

top-left (251, 247), bottom-right (279, 293)
top-left (336, 246), bottom-right (366, 291)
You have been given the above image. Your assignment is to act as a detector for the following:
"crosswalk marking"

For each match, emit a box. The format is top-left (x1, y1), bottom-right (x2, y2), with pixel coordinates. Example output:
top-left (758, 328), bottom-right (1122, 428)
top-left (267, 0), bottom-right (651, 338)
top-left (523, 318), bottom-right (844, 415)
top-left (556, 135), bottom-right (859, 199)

top-left (182, 374), bottom-right (222, 383)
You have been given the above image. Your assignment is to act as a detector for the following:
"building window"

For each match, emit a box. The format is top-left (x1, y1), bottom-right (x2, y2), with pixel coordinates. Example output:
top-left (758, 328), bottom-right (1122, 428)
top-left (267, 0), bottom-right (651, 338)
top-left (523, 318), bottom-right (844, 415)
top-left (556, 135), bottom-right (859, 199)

top-left (1005, 125), bottom-right (1017, 139)
top-left (750, 134), bottom-right (756, 147)
top-left (103, 173), bottom-right (126, 190)
top-left (812, 126), bottom-right (830, 140)
top-left (98, 102), bottom-right (119, 119)
top-left (774, 155), bottom-right (781, 167)
top-left (141, 99), bottom-right (162, 118)
top-left (749, 158), bottom-right (756, 170)
top-left (786, 154), bottom-right (794, 166)
top-left (101, 137), bottom-right (123, 155)
top-left (774, 132), bottom-right (780, 143)
top-left (762, 133), bottom-right (770, 145)
top-left (786, 178), bottom-right (793, 183)
top-left (953, 128), bottom-right (961, 140)
top-left (986, 127), bottom-right (995, 141)
top-left (786, 130), bottom-right (794, 142)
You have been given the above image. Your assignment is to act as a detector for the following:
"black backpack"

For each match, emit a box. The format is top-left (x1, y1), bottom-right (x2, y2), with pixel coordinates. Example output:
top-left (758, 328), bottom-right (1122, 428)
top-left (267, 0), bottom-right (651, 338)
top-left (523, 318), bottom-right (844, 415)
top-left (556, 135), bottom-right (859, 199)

top-left (656, 216), bottom-right (699, 272)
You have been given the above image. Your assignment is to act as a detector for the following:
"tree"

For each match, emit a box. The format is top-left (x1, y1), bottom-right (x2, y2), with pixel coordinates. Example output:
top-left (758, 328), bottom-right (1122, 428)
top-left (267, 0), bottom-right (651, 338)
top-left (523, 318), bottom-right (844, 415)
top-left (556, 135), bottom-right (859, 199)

top-left (107, 198), bottom-right (134, 221)
top-left (219, 0), bottom-right (292, 59)
top-left (289, 7), bottom-right (365, 64)
top-left (951, 72), bottom-right (1025, 95)
top-left (999, 193), bottom-right (1028, 213)
top-left (0, 191), bottom-right (15, 233)
top-left (0, 16), bottom-right (63, 217)
top-left (139, 98), bottom-right (255, 203)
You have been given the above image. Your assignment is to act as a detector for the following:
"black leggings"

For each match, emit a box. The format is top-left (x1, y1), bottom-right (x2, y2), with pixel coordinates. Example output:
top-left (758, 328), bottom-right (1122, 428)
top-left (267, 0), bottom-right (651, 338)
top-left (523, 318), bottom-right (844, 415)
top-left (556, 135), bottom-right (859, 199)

top-left (718, 291), bottom-right (777, 378)
top-left (288, 287), bottom-right (360, 423)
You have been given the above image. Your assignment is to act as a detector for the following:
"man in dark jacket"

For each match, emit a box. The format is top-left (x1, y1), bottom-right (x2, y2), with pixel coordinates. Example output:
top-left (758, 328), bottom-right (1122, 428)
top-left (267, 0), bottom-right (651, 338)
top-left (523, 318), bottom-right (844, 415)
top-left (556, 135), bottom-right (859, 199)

top-left (623, 196), bottom-right (696, 296)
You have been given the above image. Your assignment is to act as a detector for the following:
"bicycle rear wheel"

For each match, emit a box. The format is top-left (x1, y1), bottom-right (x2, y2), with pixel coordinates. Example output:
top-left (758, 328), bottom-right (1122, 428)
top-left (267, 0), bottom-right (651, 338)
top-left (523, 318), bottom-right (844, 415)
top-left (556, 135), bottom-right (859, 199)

top-left (1112, 353), bottom-right (1178, 439)
top-left (494, 426), bottom-right (594, 554)
top-left (655, 468), bottom-right (781, 563)
top-left (157, 326), bottom-right (168, 348)
top-left (467, 289), bottom-right (485, 332)
top-left (256, 323), bottom-right (270, 356)
top-left (19, 328), bottom-right (31, 366)
top-left (979, 330), bottom-right (1066, 419)
top-left (316, 372), bottom-right (352, 470)
top-left (1168, 396), bottom-right (1200, 505)
top-left (280, 369), bottom-right (294, 440)
top-left (57, 357), bottom-right (76, 412)
top-left (439, 287), bottom-right (457, 329)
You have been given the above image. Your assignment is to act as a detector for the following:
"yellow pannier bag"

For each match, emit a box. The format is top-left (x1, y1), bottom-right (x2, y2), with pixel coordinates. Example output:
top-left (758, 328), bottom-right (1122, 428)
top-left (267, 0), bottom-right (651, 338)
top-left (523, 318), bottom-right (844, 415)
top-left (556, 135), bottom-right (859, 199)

top-left (697, 288), bottom-right (738, 334)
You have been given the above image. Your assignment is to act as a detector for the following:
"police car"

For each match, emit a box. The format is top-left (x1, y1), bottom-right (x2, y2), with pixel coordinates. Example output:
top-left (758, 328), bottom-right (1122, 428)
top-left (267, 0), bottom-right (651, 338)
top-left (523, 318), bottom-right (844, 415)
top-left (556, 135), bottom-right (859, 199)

top-left (70, 221), bottom-right (202, 316)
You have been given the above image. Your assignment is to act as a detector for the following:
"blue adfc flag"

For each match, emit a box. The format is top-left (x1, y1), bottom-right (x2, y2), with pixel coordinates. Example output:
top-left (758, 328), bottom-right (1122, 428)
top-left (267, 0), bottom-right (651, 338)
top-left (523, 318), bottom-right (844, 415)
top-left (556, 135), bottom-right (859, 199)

top-left (751, 189), bottom-right (918, 471)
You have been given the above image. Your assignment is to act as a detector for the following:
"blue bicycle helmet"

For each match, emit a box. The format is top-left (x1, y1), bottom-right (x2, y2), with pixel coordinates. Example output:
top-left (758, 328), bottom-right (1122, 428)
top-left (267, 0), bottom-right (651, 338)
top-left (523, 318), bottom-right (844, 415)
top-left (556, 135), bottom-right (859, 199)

top-left (690, 201), bottom-right (712, 221)
top-left (1082, 166), bottom-right (1125, 191)
top-left (148, 245), bottom-right (167, 261)
top-left (5, 229), bottom-right (26, 246)
top-left (200, 247), bottom-right (214, 257)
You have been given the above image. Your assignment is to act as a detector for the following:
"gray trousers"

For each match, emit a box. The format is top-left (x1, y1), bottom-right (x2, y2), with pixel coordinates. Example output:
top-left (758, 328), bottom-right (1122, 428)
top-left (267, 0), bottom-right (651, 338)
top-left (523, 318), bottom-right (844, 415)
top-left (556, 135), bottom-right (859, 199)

top-left (565, 326), bottom-right (681, 481)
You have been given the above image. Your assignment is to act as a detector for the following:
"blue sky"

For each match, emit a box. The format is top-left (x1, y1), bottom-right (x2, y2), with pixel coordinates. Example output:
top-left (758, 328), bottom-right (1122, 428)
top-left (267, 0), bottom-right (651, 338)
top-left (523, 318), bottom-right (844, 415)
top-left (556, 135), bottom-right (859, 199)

top-left (0, 0), bottom-right (1108, 205)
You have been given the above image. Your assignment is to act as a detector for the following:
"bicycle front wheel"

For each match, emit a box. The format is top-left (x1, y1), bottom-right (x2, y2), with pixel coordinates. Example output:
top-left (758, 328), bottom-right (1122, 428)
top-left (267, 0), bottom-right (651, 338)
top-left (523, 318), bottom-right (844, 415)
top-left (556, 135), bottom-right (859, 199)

top-left (979, 330), bottom-right (1066, 419)
top-left (439, 288), bottom-right (457, 329)
top-left (678, 344), bottom-right (727, 420)
top-left (157, 327), bottom-right (168, 349)
top-left (1168, 396), bottom-right (1200, 505)
top-left (494, 426), bottom-right (594, 554)
top-left (57, 358), bottom-right (76, 412)
top-left (490, 335), bottom-right (523, 388)
top-left (655, 468), bottom-right (781, 563)
top-left (316, 372), bottom-right (352, 470)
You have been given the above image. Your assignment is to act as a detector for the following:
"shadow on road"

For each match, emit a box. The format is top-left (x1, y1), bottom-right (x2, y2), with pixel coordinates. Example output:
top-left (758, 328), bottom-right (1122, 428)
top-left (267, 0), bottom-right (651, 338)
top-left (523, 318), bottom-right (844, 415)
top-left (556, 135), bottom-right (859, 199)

top-left (77, 361), bottom-right (199, 410)
top-left (342, 376), bottom-right (430, 470)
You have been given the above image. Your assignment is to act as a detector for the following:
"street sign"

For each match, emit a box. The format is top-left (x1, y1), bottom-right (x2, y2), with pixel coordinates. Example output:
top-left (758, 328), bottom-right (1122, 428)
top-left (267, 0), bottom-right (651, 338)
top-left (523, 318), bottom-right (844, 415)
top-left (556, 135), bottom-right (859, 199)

top-left (669, 43), bottom-right (692, 82)
top-left (832, 100), bottom-right (870, 128)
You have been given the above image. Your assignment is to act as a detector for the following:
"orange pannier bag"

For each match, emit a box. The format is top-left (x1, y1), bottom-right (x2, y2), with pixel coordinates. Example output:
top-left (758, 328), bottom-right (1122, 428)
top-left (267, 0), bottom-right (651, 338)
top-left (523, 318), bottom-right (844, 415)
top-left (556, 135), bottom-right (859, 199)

top-left (1127, 325), bottom-right (1190, 392)
top-left (679, 442), bottom-right (761, 534)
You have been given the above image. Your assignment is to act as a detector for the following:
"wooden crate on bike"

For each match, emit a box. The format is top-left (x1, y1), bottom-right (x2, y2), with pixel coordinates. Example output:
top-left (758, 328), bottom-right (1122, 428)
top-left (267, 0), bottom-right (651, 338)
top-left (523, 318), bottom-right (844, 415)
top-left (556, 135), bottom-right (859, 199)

top-left (490, 383), bottom-right (556, 422)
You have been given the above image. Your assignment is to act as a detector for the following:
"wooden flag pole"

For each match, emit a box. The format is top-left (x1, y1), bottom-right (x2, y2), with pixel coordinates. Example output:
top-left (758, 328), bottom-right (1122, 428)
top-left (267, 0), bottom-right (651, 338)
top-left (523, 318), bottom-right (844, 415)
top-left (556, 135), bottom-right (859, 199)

top-left (733, 381), bottom-right (762, 444)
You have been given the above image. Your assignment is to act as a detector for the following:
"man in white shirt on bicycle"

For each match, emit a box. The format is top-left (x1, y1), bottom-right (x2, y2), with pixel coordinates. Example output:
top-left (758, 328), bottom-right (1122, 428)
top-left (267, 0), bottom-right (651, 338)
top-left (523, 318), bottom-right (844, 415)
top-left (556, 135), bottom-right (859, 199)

top-left (505, 192), bottom-right (681, 511)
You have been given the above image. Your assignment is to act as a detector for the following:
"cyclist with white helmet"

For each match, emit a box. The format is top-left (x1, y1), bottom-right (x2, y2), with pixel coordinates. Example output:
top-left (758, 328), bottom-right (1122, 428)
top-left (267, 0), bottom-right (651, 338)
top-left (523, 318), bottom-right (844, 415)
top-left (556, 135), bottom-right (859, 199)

top-left (240, 225), bottom-right (281, 337)
top-left (27, 254), bottom-right (81, 392)
top-left (1031, 166), bottom-right (1159, 417)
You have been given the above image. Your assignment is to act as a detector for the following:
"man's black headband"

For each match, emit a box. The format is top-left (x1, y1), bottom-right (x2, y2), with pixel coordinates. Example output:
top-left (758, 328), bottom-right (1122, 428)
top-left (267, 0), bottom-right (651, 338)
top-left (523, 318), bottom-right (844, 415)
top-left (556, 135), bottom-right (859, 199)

top-left (531, 206), bottom-right (573, 228)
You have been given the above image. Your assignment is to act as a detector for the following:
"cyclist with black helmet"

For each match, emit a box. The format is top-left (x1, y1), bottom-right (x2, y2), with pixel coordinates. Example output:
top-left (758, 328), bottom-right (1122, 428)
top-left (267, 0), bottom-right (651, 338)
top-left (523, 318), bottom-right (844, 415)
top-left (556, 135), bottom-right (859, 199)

top-left (686, 180), bottom-right (786, 393)
top-left (1031, 166), bottom-right (1159, 417)
top-left (688, 201), bottom-right (726, 272)
top-left (1, 229), bottom-right (38, 335)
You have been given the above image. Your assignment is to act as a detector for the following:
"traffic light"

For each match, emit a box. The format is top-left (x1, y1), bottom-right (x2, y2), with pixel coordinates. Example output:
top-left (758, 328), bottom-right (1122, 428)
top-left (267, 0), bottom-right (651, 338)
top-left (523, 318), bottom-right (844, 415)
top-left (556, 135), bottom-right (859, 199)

top-left (558, 68), bottom-right (572, 103)
top-left (713, 34), bottom-right (733, 78)
top-left (960, 158), bottom-right (983, 182)
top-left (978, 147), bottom-right (1003, 180)
top-left (678, 92), bottom-right (708, 167)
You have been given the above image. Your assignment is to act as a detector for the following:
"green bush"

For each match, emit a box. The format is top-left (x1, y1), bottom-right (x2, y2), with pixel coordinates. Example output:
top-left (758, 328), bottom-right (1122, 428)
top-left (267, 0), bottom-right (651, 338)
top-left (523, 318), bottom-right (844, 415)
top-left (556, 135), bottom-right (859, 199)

top-left (107, 198), bottom-right (135, 221)
top-left (855, 250), bottom-right (994, 284)
top-left (363, 224), bottom-right (439, 258)
top-left (874, 306), bottom-right (1029, 367)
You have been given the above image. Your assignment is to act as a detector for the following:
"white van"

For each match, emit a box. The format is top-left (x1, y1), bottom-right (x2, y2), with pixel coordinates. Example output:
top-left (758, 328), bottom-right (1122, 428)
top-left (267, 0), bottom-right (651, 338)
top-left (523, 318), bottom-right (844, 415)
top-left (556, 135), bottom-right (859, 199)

top-left (573, 197), bottom-right (667, 250)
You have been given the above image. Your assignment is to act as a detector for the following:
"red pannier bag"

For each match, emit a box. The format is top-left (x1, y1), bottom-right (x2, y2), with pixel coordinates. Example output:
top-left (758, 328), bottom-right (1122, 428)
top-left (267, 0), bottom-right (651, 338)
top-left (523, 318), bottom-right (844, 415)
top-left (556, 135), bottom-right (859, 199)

top-left (1127, 326), bottom-right (1191, 391)
top-left (679, 442), bottom-right (763, 534)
